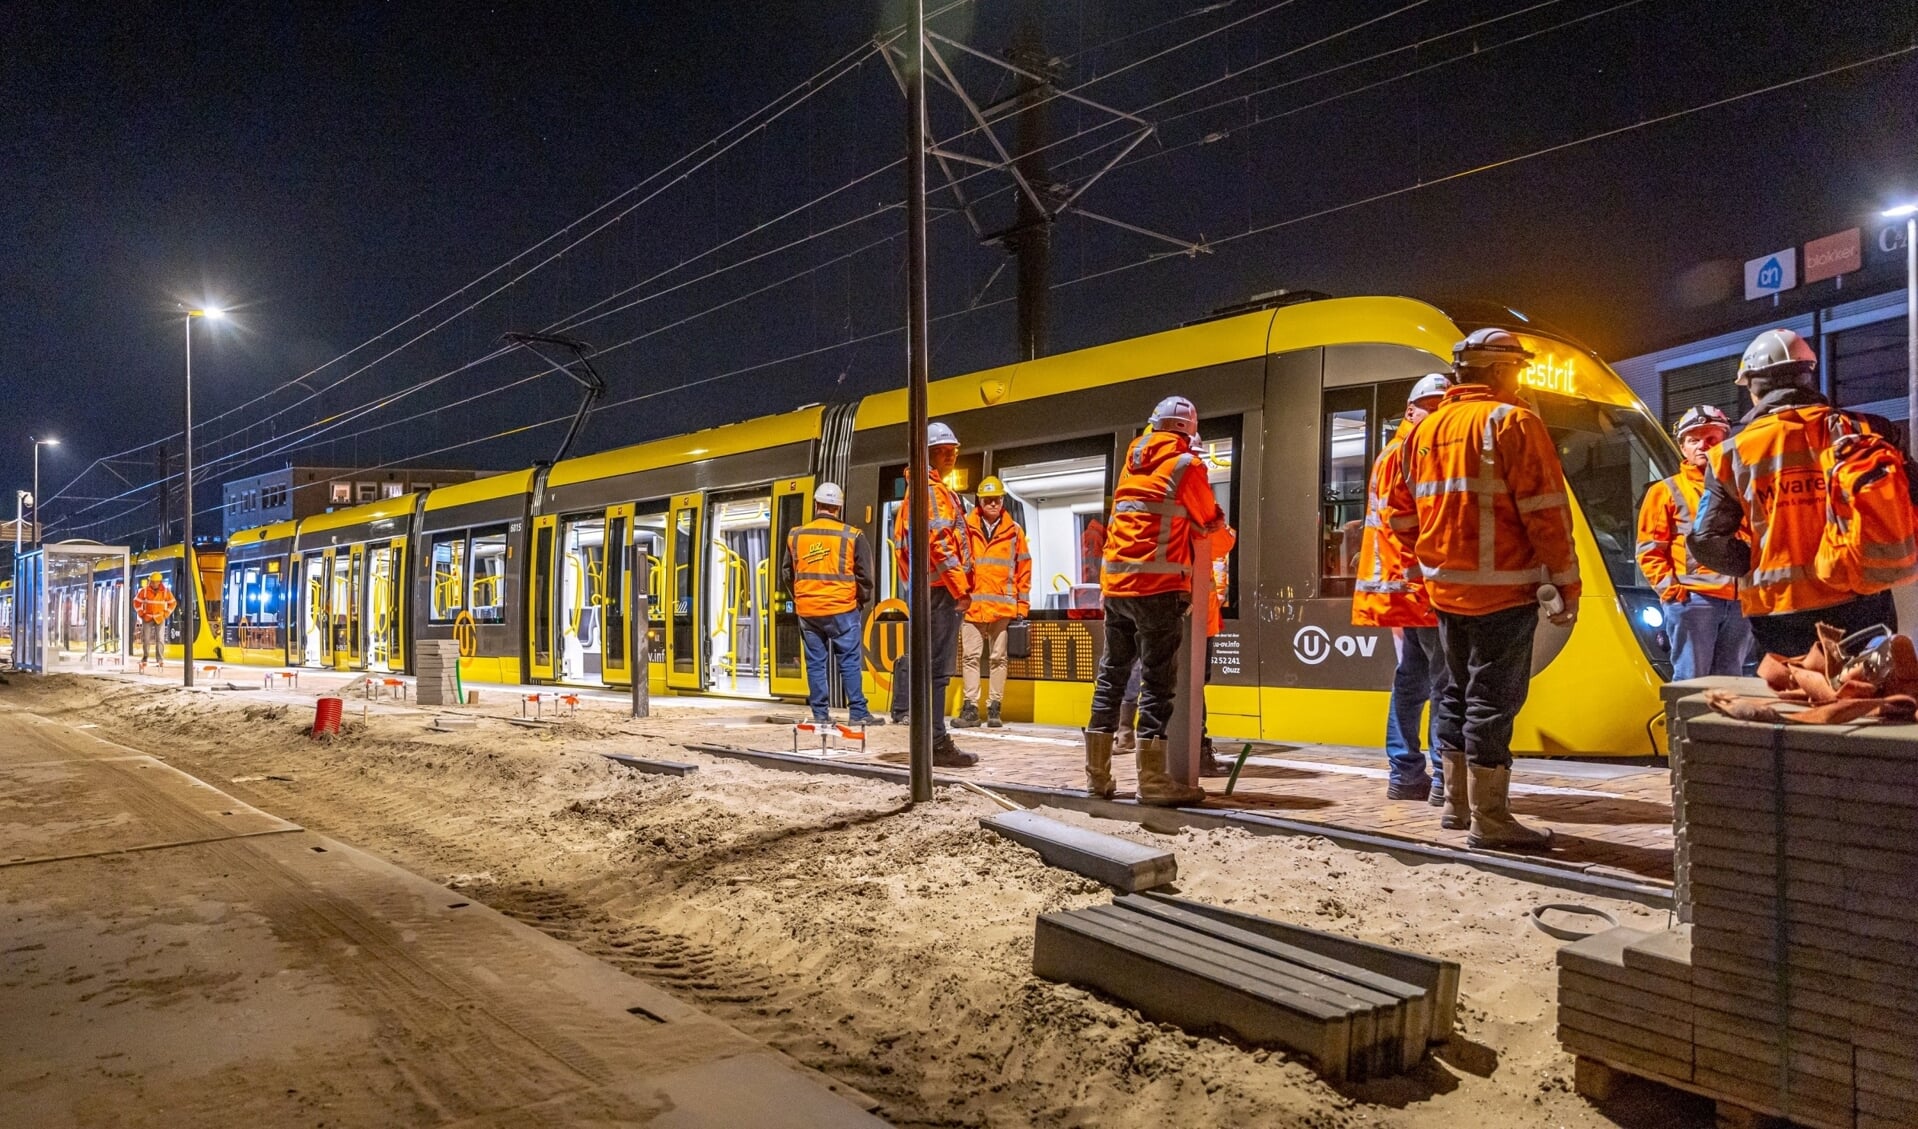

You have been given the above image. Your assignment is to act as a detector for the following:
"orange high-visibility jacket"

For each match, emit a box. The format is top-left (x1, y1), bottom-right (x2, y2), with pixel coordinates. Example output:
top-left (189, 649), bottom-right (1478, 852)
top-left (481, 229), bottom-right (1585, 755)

top-left (1352, 420), bottom-right (1436, 628)
top-left (1206, 525), bottom-right (1237, 637)
top-left (963, 510), bottom-right (1031, 623)
top-left (133, 582), bottom-right (176, 624)
top-left (1101, 431), bottom-right (1228, 599)
top-left (784, 518), bottom-right (870, 617)
top-left (891, 469), bottom-right (973, 597)
top-left (1693, 402), bottom-right (1899, 616)
top-left (1384, 385), bottom-right (1581, 616)
top-left (1635, 463), bottom-right (1736, 602)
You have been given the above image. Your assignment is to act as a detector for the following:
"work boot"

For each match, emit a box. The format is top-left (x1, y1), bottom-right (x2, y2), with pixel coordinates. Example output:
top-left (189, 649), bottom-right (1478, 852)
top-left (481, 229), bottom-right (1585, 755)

top-left (953, 701), bottom-right (981, 728)
top-left (848, 713), bottom-right (886, 727)
top-left (1199, 737), bottom-right (1226, 777)
top-left (1083, 729), bottom-right (1117, 799)
top-left (1386, 775), bottom-right (1433, 802)
top-left (1440, 749), bottom-right (1470, 830)
top-left (1114, 726), bottom-right (1136, 753)
top-left (1467, 765), bottom-right (1553, 851)
top-left (1429, 763), bottom-right (1447, 807)
top-left (986, 702), bottom-right (1004, 728)
top-left (1137, 737), bottom-right (1205, 808)
top-left (932, 734), bottom-right (978, 768)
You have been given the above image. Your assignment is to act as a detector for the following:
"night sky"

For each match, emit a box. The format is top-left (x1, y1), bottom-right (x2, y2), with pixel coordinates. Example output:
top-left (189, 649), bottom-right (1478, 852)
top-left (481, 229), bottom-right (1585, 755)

top-left (4, 1), bottom-right (1914, 547)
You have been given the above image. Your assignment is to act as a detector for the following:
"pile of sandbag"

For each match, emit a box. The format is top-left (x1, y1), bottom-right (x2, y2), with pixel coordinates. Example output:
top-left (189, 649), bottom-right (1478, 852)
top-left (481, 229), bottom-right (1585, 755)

top-left (1705, 623), bottom-right (1918, 724)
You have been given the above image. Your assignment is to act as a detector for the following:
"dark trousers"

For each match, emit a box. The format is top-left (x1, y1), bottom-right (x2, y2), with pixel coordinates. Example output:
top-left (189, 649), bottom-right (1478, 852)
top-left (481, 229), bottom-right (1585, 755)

top-left (1089, 592), bottom-right (1185, 739)
top-left (799, 611), bottom-right (869, 720)
top-left (1435, 604), bottom-right (1538, 769)
top-left (889, 586), bottom-right (963, 736)
top-left (1747, 590), bottom-right (1897, 659)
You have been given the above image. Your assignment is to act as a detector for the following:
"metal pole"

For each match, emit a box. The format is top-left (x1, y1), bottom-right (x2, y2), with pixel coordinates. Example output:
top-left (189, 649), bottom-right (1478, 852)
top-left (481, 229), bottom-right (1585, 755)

top-left (906, 0), bottom-right (933, 804)
top-left (182, 316), bottom-right (196, 689)
top-left (1906, 217), bottom-right (1917, 458)
top-left (31, 445), bottom-right (40, 548)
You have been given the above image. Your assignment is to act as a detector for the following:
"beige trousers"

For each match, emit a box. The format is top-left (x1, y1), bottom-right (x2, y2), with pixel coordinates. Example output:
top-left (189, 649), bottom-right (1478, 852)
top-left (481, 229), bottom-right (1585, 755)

top-left (960, 618), bottom-right (1010, 705)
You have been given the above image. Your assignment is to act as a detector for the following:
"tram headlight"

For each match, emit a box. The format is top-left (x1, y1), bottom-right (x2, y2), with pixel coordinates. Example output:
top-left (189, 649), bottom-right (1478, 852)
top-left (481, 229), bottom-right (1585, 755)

top-left (1637, 605), bottom-right (1664, 629)
top-left (1616, 588), bottom-right (1672, 679)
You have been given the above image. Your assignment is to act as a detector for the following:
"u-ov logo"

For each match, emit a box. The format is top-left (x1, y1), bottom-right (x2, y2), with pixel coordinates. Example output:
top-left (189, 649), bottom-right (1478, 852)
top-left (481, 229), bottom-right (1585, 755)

top-left (1756, 257), bottom-right (1783, 289)
top-left (1293, 625), bottom-right (1381, 665)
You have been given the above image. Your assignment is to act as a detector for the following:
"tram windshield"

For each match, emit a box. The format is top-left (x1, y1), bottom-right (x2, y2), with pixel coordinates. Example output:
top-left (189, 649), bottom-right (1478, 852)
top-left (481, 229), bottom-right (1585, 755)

top-left (1530, 393), bottom-right (1678, 591)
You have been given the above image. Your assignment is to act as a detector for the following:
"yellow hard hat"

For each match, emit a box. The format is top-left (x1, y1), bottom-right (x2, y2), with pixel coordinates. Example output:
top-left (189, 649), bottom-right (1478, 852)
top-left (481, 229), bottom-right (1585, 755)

top-left (976, 476), bottom-right (1006, 498)
top-left (149, 573), bottom-right (163, 583)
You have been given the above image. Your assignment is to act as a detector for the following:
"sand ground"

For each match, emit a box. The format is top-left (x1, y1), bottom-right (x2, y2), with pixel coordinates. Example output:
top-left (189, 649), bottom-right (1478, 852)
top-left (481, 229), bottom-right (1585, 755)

top-left (0, 674), bottom-right (1710, 1128)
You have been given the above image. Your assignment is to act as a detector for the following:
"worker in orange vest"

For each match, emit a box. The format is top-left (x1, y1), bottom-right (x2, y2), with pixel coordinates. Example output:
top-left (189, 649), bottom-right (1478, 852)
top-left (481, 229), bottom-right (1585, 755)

top-left (1692, 328), bottom-right (1918, 657)
top-left (1353, 373), bottom-right (1452, 803)
top-left (952, 475), bottom-right (1030, 729)
top-left (1635, 405), bottom-right (1751, 680)
top-left (888, 421), bottom-right (978, 766)
top-left (132, 572), bottom-right (177, 666)
top-left (782, 481), bottom-right (884, 726)
top-left (1384, 329), bottom-right (1578, 851)
top-left (1084, 395), bottom-right (1231, 806)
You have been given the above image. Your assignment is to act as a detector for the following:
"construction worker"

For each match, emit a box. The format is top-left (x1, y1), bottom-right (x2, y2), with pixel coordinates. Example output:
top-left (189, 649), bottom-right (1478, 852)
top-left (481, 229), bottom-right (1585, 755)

top-left (1084, 395), bottom-right (1231, 806)
top-left (782, 482), bottom-right (884, 726)
top-left (1636, 405), bottom-right (1751, 679)
top-left (132, 572), bottom-right (176, 666)
top-left (952, 475), bottom-right (1030, 728)
top-left (1353, 373), bottom-right (1453, 803)
top-left (1692, 328), bottom-right (1918, 656)
top-left (888, 421), bottom-right (978, 766)
top-left (1384, 329), bottom-right (1578, 851)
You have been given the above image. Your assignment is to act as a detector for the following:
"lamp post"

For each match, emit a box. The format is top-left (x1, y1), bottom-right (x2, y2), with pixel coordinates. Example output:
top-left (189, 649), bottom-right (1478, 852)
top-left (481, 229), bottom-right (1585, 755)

top-left (29, 436), bottom-right (58, 547)
top-left (181, 307), bottom-right (223, 688)
top-left (1884, 202), bottom-right (1918, 457)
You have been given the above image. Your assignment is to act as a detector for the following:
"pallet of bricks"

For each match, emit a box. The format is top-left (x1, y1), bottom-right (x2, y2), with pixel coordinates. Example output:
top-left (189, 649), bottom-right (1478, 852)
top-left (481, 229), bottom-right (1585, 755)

top-left (1557, 705), bottom-right (1918, 1128)
top-left (415, 640), bottom-right (460, 707)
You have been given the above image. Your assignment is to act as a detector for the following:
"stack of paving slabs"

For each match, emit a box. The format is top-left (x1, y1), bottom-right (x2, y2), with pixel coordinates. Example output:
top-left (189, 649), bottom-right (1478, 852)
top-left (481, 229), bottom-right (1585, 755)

top-left (1683, 712), bottom-right (1918, 1129)
top-left (414, 640), bottom-right (461, 706)
top-left (1555, 925), bottom-right (1696, 1085)
top-left (1032, 892), bottom-right (1457, 1083)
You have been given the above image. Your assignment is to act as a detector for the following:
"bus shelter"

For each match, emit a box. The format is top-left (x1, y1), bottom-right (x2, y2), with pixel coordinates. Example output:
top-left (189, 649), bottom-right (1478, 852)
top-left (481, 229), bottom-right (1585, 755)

top-left (10, 541), bottom-right (131, 673)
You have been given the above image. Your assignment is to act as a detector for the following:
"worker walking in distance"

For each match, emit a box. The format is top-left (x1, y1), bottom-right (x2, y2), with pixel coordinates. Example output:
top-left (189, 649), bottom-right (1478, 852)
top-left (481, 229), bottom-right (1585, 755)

top-left (1385, 329), bottom-right (1578, 851)
top-left (782, 482), bottom-right (885, 726)
top-left (1692, 328), bottom-right (1918, 656)
top-left (952, 475), bottom-right (1030, 729)
top-left (1084, 395), bottom-right (1231, 806)
top-left (1352, 373), bottom-right (1453, 803)
top-left (133, 572), bottom-right (176, 666)
top-left (889, 421), bottom-right (979, 766)
top-left (1636, 405), bottom-right (1752, 679)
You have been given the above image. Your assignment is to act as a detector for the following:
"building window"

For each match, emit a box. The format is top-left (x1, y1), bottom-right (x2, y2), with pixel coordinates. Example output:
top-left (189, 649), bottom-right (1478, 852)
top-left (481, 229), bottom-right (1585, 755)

top-left (381, 482), bottom-right (405, 499)
top-left (263, 485), bottom-right (287, 509)
top-left (356, 482), bottom-right (378, 503)
top-left (1660, 355), bottom-right (1743, 433)
top-left (1831, 320), bottom-right (1908, 412)
top-left (330, 482), bottom-right (352, 504)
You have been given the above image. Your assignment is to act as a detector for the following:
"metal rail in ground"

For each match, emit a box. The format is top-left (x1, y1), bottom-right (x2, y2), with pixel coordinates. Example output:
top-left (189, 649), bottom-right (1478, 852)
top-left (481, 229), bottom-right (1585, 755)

top-left (680, 742), bottom-right (1674, 910)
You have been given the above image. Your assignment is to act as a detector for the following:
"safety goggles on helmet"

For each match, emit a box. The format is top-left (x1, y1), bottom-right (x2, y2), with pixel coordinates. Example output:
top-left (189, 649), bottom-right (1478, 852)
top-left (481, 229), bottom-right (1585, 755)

top-left (1452, 327), bottom-right (1534, 370)
top-left (1673, 404), bottom-right (1731, 440)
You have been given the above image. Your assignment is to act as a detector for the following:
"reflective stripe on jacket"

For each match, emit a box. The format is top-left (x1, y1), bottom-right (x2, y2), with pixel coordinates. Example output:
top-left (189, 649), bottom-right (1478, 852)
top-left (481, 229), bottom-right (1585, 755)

top-left (891, 470), bottom-right (973, 597)
top-left (1383, 384), bottom-right (1581, 616)
top-left (133, 584), bottom-right (176, 624)
top-left (785, 519), bottom-right (863, 617)
top-left (1351, 420), bottom-right (1436, 628)
top-left (1101, 430), bottom-right (1227, 599)
top-left (1635, 463), bottom-right (1736, 601)
top-left (963, 511), bottom-right (1031, 623)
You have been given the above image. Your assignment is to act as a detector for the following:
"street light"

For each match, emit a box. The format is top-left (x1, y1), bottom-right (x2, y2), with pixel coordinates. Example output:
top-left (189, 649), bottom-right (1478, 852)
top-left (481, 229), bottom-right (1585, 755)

top-left (28, 436), bottom-right (58, 548)
top-left (181, 306), bottom-right (223, 688)
top-left (1884, 202), bottom-right (1918, 457)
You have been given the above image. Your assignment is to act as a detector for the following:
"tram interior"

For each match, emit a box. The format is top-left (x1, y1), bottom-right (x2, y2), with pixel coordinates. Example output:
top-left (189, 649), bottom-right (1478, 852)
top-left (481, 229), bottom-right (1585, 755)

top-left (707, 495), bottom-right (772, 695)
top-left (558, 516), bottom-right (608, 684)
top-left (636, 510), bottom-right (667, 666)
top-left (996, 453), bottom-right (1110, 612)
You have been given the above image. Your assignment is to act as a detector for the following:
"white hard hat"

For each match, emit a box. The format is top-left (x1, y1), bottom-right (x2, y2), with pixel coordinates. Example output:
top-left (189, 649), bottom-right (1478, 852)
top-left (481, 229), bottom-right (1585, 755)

top-left (1673, 405), bottom-right (1731, 440)
top-left (1149, 395), bottom-right (1199, 436)
top-left (1409, 373), bottom-right (1451, 405)
top-left (813, 482), bottom-right (844, 507)
top-left (1453, 327), bottom-right (1534, 370)
top-left (927, 421), bottom-right (958, 448)
top-left (1735, 328), bottom-right (1816, 387)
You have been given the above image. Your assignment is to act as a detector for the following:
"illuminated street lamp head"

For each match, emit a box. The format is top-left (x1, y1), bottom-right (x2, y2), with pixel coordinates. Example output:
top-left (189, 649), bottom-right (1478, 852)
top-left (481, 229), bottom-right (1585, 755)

top-left (188, 306), bottom-right (224, 319)
top-left (1882, 203), bottom-right (1918, 219)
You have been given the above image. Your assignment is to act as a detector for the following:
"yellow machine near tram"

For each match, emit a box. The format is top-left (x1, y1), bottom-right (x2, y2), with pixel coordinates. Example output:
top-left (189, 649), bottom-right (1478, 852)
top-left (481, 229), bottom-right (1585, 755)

top-left (199, 294), bottom-right (1679, 756)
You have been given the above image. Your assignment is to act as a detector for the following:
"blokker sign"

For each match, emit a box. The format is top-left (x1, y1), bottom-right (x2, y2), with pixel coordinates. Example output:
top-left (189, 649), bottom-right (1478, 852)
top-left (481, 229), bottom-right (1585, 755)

top-left (1744, 248), bottom-right (1797, 300)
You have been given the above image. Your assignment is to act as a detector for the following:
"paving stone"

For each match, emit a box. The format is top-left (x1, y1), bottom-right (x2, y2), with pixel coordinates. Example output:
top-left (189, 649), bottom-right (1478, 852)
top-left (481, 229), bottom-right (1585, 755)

top-left (1557, 966), bottom-right (1693, 1024)
top-left (1690, 866), bottom-right (1918, 930)
top-left (1558, 1025), bottom-right (1692, 1085)
top-left (1690, 1014), bottom-right (1853, 1079)
top-left (1683, 981), bottom-right (1850, 1042)
top-left (1557, 1001), bottom-right (1692, 1062)
top-left (1620, 925), bottom-right (1691, 978)
top-left (601, 752), bottom-right (700, 776)
top-left (983, 811), bottom-right (1176, 892)
top-left (1856, 1080), bottom-right (1918, 1129)
top-left (1693, 1046), bottom-right (1855, 1116)
top-left (1858, 1047), bottom-right (1918, 1086)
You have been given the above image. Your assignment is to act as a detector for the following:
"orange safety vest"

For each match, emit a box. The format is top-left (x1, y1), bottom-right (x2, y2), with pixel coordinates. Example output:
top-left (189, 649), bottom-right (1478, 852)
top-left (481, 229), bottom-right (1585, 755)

top-left (1702, 403), bottom-right (1892, 616)
top-left (1102, 430), bottom-right (1228, 599)
top-left (1352, 420), bottom-right (1436, 628)
top-left (891, 469), bottom-right (973, 597)
top-left (1206, 525), bottom-right (1237, 637)
top-left (1385, 384), bottom-right (1581, 616)
top-left (787, 518), bottom-right (861, 617)
top-left (133, 583), bottom-right (176, 624)
top-left (963, 510), bottom-right (1031, 623)
top-left (1635, 463), bottom-right (1736, 602)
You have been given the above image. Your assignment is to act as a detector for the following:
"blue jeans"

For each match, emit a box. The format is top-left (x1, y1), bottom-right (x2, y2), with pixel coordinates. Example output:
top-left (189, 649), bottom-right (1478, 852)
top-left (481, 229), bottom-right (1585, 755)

top-left (1385, 626), bottom-right (1447, 786)
top-left (889, 586), bottom-right (963, 736)
top-left (1668, 592), bottom-right (1752, 681)
top-left (800, 611), bottom-right (870, 720)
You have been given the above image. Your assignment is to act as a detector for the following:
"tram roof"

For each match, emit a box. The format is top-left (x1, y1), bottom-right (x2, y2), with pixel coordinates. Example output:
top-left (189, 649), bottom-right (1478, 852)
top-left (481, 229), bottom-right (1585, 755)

top-left (547, 406), bottom-right (826, 489)
top-left (227, 520), bottom-right (299, 549)
top-left (423, 469), bottom-right (537, 512)
top-left (300, 497), bottom-right (416, 538)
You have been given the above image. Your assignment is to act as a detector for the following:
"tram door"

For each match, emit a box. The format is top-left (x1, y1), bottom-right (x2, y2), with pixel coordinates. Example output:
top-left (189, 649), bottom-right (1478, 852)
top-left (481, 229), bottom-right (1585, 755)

top-left (665, 492), bottom-right (705, 691)
top-left (299, 551), bottom-right (330, 667)
top-left (635, 507), bottom-right (668, 689)
top-left (331, 546), bottom-right (362, 671)
top-left (365, 540), bottom-right (403, 673)
top-left (767, 477), bottom-right (813, 699)
top-left (527, 515), bottom-right (558, 682)
top-left (705, 491), bottom-right (774, 695)
top-left (550, 507), bottom-right (633, 687)
top-left (601, 503), bottom-right (635, 686)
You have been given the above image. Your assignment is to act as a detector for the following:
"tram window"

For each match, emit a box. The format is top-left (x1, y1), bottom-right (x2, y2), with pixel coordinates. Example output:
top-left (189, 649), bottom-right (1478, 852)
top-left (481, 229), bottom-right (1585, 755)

top-left (1320, 387), bottom-right (1372, 597)
top-left (989, 436), bottom-right (1112, 618)
top-left (604, 515), bottom-right (628, 667)
top-left (430, 534), bottom-right (466, 623)
top-left (634, 510), bottom-right (667, 628)
top-left (468, 527), bottom-right (508, 624)
top-left (1532, 395), bottom-right (1679, 591)
top-left (1195, 417), bottom-right (1241, 620)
